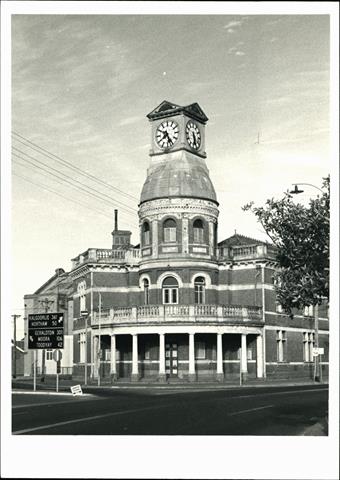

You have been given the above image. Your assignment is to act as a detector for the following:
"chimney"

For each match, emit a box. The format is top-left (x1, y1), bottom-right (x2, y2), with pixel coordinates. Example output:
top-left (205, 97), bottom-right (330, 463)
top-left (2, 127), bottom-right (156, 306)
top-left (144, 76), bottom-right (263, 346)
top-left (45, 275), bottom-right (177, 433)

top-left (114, 209), bottom-right (118, 231)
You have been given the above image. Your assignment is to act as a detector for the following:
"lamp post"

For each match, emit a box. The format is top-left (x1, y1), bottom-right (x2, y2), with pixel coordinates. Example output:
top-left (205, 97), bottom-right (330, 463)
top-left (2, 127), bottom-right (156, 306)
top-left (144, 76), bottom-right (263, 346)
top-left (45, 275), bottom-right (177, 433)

top-left (80, 309), bottom-right (89, 385)
top-left (290, 183), bottom-right (323, 195)
top-left (289, 181), bottom-right (326, 383)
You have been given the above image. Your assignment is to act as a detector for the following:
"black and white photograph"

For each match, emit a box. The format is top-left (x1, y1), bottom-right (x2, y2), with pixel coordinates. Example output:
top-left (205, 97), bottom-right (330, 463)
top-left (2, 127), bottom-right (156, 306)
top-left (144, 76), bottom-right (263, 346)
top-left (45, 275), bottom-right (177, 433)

top-left (1, 1), bottom-right (339, 479)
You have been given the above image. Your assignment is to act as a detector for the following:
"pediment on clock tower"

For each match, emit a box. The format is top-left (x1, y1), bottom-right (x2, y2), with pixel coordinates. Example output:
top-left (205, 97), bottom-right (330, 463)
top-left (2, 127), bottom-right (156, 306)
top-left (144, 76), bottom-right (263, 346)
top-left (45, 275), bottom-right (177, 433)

top-left (147, 100), bottom-right (208, 124)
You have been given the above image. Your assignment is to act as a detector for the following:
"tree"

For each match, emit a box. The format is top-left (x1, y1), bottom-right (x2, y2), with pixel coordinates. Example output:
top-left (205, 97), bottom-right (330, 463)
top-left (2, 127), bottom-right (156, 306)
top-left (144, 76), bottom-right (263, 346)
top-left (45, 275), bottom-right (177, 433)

top-left (243, 176), bottom-right (329, 315)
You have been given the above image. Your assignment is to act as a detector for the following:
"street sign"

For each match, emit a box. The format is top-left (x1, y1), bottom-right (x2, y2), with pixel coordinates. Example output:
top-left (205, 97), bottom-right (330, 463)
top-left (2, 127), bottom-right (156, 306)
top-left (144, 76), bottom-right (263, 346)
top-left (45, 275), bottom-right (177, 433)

top-left (312, 347), bottom-right (325, 357)
top-left (28, 313), bottom-right (64, 349)
top-left (53, 349), bottom-right (63, 362)
top-left (71, 385), bottom-right (83, 396)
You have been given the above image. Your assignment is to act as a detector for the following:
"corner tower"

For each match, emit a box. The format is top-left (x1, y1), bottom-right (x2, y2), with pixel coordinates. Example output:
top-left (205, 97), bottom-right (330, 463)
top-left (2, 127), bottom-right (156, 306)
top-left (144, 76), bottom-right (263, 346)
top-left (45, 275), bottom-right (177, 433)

top-left (139, 101), bottom-right (219, 263)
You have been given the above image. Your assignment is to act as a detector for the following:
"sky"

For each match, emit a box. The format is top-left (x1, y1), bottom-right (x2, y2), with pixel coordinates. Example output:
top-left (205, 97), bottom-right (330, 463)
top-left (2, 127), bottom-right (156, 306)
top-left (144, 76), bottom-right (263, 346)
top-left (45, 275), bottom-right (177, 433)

top-left (9, 13), bottom-right (331, 337)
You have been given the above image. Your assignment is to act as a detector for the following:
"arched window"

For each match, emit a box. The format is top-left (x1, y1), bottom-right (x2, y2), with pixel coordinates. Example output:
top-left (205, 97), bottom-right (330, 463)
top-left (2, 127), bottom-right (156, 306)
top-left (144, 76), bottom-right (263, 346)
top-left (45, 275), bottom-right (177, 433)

top-left (193, 219), bottom-right (204, 243)
top-left (194, 276), bottom-right (206, 304)
top-left (162, 276), bottom-right (179, 304)
top-left (142, 222), bottom-right (151, 246)
top-left (163, 218), bottom-right (177, 243)
top-left (143, 278), bottom-right (150, 305)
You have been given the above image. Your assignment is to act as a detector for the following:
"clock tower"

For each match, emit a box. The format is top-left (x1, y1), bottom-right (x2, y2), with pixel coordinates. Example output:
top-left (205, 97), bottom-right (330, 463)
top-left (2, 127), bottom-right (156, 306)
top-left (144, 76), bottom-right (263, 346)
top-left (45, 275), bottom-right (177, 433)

top-left (139, 100), bottom-right (219, 265)
top-left (147, 100), bottom-right (208, 158)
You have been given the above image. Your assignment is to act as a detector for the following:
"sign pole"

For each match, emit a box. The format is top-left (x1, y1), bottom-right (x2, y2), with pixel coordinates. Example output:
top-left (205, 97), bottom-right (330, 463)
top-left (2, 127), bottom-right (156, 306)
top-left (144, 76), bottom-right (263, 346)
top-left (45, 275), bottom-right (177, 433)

top-left (98, 293), bottom-right (101, 387)
top-left (56, 371), bottom-right (59, 393)
top-left (33, 350), bottom-right (37, 392)
top-left (239, 348), bottom-right (242, 386)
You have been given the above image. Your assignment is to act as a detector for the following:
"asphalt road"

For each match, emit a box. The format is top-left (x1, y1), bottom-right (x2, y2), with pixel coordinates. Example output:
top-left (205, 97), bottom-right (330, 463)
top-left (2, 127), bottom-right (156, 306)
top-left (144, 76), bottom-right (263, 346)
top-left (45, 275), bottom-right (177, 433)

top-left (12, 384), bottom-right (328, 435)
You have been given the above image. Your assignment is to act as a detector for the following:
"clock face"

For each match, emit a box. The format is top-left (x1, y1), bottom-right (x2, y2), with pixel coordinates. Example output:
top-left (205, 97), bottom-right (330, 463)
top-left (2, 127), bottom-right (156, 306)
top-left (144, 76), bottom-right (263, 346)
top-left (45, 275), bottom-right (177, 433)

top-left (156, 120), bottom-right (179, 149)
top-left (186, 121), bottom-right (201, 150)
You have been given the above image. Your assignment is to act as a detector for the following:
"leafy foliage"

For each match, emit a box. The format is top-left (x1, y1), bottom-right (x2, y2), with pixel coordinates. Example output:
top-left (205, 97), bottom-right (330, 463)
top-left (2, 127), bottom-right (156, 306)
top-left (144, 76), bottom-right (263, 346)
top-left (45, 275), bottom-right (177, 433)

top-left (243, 176), bottom-right (329, 314)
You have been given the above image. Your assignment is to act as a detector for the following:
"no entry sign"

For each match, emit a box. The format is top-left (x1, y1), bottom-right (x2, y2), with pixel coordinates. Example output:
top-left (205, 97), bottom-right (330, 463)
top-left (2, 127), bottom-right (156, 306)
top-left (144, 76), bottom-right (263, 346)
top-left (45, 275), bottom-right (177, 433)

top-left (28, 313), bottom-right (64, 349)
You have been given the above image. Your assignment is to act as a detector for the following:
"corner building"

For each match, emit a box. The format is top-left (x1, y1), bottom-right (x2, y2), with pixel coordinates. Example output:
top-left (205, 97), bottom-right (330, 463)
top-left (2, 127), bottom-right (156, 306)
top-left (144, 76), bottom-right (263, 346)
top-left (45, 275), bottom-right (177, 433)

top-left (70, 101), bottom-right (329, 383)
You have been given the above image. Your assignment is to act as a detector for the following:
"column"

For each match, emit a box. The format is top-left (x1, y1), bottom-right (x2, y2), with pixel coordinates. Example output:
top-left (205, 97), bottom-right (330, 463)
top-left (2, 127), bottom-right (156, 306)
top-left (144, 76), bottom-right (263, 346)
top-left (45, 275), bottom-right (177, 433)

top-left (90, 332), bottom-right (94, 378)
top-left (152, 220), bottom-right (158, 258)
top-left (241, 333), bottom-right (248, 381)
top-left (208, 221), bottom-right (214, 257)
top-left (188, 333), bottom-right (196, 382)
top-left (182, 217), bottom-right (189, 254)
top-left (93, 335), bottom-right (99, 378)
top-left (256, 334), bottom-right (264, 378)
top-left (158, 333), bottom-right (166, 382)
top-left (216, 332), bottom-right (224, 381)
top-left (131, 334), bottom-right (139, 382)
top-left (110, 334), bottom-right (117, 382)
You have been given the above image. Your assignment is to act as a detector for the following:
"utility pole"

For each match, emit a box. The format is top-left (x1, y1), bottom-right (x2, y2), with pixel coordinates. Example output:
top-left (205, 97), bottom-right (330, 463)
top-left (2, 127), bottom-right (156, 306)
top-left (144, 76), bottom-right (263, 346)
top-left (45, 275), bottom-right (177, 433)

top-left (12, 314), bottom-right (20, 378)
top-left (38, 298), bottom-right (54, 382)
top-left (314, 303), bottom-right (321, 382)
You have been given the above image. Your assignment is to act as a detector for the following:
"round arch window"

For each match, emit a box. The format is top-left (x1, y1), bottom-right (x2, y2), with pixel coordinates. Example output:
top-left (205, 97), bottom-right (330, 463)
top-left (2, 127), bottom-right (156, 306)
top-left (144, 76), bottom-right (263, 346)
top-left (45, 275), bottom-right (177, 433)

top-left (143, 278), bottom-right (150, 305)
top-left (142, 222), bottom-right (151, 246)
top-left (162, 276), bottom-right (179, 304)
top-left (193, 219), bottom-right (205, 243)
top-left (163, 218), bottom-right (177, 243)
top-left (194, 276), bottom-right (206, 304)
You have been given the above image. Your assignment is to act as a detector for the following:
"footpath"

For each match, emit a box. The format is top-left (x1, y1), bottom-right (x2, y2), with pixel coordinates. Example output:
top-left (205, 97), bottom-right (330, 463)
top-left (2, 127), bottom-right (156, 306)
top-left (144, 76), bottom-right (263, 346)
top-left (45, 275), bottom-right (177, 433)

top-left (12, 375), bottom-right (328, 394)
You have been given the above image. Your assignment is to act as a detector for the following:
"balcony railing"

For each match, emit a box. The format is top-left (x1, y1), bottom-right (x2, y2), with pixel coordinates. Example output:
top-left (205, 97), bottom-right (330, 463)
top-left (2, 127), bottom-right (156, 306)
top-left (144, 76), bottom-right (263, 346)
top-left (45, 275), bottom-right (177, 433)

top-left (72, 247), bottom-right (141, 268)
top-left (90, 304), bottom-right (263, 326)
top-left (217, 244), bottom-right (277, 261)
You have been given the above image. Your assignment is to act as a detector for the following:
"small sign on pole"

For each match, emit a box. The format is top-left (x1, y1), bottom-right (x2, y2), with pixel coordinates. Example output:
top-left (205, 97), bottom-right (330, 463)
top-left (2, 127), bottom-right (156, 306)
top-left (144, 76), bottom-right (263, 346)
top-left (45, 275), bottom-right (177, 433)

top-left (71, 385), bottom-right (83, 396)
top-left (312, 347), bottom-right (324, 357)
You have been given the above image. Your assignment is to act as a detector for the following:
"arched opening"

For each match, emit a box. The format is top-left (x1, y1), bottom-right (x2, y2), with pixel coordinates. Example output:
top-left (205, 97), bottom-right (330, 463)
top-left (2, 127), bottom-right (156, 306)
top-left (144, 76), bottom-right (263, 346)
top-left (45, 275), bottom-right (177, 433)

top-left (193, 219), bottom-right (205, 243)
top-left (142, 222), bottom-right (151, 246)
top-left (143, 278), bottom-right (150, 305)
top-left (194, 276), bottom-right (206, 304)
top-left (162, 276), bottom-right (179, 304)
top-left (163, 218), bottom-right (177, 243)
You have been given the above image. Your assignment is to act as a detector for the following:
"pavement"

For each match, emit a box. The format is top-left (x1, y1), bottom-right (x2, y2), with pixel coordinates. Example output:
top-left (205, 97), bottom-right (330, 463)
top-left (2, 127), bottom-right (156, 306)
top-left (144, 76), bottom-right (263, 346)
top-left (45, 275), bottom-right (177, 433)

top-left (12, 375), bottom-right (328, 394)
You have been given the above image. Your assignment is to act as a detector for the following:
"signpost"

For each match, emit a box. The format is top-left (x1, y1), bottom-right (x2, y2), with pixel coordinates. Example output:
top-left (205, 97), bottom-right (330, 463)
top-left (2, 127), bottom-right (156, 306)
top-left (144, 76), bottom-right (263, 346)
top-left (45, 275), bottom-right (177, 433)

top-left (53, 349), bottom-right (63, 392)
top-left (312, 347), bottom-right (324, 383)
top-left (28, 313), bottom-right (64, 391)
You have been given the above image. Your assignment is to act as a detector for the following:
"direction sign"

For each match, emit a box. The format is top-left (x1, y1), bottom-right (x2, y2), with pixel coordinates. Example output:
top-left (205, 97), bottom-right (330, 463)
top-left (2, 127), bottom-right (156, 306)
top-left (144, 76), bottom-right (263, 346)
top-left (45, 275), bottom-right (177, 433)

top-left (28, 313), bottom-right (64, 349)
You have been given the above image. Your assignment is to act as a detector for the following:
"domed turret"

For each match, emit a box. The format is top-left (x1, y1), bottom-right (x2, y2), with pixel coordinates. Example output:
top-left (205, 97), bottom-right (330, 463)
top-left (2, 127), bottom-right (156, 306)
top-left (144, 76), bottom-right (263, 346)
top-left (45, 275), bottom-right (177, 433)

top-left (140, 150), bottom-right (217, 205)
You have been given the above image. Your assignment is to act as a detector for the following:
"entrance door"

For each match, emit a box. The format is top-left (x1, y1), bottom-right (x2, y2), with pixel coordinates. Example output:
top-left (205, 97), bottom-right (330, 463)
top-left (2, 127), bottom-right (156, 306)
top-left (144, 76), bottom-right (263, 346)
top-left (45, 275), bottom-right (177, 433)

top-left (165, 343), bottom-right (178, 377)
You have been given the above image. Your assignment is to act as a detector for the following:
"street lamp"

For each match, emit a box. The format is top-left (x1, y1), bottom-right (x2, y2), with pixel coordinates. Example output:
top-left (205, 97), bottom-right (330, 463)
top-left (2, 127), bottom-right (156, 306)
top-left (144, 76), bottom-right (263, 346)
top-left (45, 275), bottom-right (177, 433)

top-left (290, 183), bottom-right (323, 195)
top-left (289, 181), bottom-right (326, 383)
top-left (80, 309), bottom-right (89, 385)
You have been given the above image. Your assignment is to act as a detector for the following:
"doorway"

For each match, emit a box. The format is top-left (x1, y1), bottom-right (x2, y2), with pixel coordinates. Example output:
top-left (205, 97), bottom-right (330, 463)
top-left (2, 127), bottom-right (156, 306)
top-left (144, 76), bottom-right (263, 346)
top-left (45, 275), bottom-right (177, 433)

top-left (165, 342), bottom-right (178, 377)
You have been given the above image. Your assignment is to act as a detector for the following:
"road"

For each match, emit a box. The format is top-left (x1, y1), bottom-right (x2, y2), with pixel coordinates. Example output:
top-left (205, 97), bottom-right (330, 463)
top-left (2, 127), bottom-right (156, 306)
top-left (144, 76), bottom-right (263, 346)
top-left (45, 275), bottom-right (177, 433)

top-left (12, 384), bottom-right (328, 435)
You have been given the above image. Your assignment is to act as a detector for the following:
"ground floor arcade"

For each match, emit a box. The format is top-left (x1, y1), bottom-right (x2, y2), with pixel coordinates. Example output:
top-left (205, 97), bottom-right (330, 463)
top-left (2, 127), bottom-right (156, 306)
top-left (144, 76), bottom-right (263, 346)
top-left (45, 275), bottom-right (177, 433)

top-left (74, 325), bottom-right (265, 382)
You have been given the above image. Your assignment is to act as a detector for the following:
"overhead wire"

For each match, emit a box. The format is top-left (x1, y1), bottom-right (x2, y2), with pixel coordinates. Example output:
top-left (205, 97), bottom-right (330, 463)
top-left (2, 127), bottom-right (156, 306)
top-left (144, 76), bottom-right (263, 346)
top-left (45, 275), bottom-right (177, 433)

top-left (12, 171), bottom-right (118, 222)
top-left (12, 148), bottom-right (137, 217)
top-left (11, 131), bottom-right (139, 202)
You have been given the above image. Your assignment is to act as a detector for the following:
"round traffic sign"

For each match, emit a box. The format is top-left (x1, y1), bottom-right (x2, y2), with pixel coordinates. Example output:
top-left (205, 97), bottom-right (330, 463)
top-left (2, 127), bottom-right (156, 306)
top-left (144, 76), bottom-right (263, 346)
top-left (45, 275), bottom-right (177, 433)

top-left (53, 349), bottom-right (63, 362)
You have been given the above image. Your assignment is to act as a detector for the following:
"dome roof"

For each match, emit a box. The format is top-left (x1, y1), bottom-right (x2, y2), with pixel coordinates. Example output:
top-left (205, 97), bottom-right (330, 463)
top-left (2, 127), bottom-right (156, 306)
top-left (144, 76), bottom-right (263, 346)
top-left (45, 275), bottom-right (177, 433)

top-left (140, 151), bottom-right (217, 205)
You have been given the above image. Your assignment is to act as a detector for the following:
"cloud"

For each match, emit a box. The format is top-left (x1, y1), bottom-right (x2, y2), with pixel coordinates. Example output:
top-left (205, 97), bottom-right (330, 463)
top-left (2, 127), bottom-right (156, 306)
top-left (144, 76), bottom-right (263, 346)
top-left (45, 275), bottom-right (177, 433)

top-left (235, 51), bottom-right (245, 56)
top-left (119, 116), bottom-right (141, 127)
